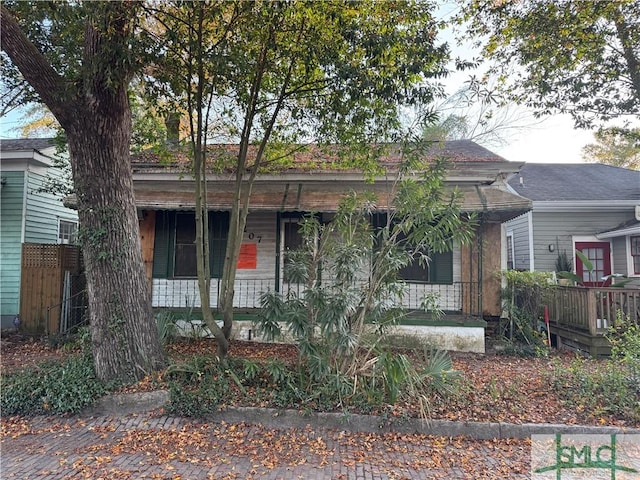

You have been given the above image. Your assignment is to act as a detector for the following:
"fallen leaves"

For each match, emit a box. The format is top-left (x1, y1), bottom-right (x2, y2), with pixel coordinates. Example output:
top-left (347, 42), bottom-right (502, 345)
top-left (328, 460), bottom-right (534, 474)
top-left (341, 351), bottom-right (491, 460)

top-left (2, 335), bottom-right (636, 427)
top-left (2, 413), bottom-right (533, 479)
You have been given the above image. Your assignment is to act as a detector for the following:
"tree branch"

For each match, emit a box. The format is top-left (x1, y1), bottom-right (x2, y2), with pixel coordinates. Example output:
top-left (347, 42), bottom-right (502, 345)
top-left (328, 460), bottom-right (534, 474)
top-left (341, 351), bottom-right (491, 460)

top-left (0, 5), bottom-right (73, 126)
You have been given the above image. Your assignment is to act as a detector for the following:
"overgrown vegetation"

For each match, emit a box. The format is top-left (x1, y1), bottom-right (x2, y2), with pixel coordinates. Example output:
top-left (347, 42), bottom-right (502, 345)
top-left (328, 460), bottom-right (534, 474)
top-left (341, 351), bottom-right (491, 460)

top-left (0, 352), bottom-right (106, 416)
top-left (238, 150), bottom-right (472, 418)
top-left (165, 348), bottom-right (460, 419)
top-left (499, 270), bottom-right (554, 356)
top-left (550, 312), bottom-right (640, 422)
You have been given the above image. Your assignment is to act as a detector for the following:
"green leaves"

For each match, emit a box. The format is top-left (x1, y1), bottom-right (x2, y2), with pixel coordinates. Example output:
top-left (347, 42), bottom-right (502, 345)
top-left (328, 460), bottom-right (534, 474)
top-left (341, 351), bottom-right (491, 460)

top-left (461, 0), bottom-right (640, 129)
top-left (0, 354), bottom-right (106, 416)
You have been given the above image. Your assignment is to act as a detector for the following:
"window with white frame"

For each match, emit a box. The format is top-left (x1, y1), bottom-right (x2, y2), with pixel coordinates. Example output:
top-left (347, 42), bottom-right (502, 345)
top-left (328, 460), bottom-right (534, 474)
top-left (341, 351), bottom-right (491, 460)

top-left (506, 231), bottom-right (515, 270)
top-left (631, 235), bottom-right (640, 275)
top-left (58, 219), bottom-right (78, 245)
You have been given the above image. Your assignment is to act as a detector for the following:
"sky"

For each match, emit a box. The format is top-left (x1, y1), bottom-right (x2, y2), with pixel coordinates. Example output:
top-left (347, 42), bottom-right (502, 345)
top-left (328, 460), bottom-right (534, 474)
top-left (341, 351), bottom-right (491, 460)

top-left (494, 115), bottom-right (593, 164)
top-left (434, 2), bottom-right (594, 165)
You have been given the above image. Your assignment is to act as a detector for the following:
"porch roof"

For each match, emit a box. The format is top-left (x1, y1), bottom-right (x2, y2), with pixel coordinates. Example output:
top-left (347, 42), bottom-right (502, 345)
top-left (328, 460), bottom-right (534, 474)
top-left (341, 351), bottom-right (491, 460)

top-left (596, 219), bottom-right (640, 239)
top-left (132, 180), bottom-right (531, 222)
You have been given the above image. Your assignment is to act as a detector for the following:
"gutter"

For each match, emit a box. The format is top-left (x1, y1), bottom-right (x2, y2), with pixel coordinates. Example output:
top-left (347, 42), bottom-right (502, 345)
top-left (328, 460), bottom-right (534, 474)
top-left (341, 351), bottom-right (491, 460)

top-left (533, 200), bottom-right (640, 212)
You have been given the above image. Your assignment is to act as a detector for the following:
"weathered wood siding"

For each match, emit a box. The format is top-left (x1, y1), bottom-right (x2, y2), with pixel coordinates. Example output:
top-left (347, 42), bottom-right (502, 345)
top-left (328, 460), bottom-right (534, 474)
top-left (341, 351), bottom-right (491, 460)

top-left (461, 220), bottom-right (502, 317)
top-left (481, 222), bottom-right (502, 316)
top-left (152, 212), bottom-right (278, 308)
top-left (139, 210), bottom-right (156, 290)
top-left (532, 211), bottom-right (634, 272)
top-left (236, 212), bottom-right (278, 281)
top-left (0, 171), bottom-right (25, 323)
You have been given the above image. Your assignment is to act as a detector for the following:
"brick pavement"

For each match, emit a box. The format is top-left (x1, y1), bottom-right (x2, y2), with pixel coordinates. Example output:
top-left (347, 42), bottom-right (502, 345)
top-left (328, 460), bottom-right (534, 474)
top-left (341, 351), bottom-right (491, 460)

top-left (1, 413), bottom-right (532, 479)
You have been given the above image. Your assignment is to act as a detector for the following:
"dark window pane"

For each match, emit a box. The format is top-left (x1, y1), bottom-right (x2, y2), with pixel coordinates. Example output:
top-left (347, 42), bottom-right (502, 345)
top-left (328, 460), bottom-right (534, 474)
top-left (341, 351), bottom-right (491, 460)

top-left (174, 244), bottom-right (197, 277)
top-left (284, 220), bottom-right (303, 250)
top-left (399, 256), bottom-right (430, 282)
top-left (174, 213), bottom-right (197, 277)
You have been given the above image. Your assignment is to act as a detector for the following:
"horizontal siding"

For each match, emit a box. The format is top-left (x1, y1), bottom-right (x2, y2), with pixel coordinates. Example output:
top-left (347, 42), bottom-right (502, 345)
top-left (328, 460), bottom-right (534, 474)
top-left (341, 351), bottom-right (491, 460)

top-left (504, 212), bottom-right (530, 270)
top-left (611, 236), bottom-right (628, 276)
top-left (24, 170), bottom-right (77, 244)
top-left (0, 171), bottom-right (25, 317)
top-left (237, 212), bottom-right (277, 281)
top-left (532, 211), bottom-right (635, 272)
top-left (611, 236), bottom-right (640, 287)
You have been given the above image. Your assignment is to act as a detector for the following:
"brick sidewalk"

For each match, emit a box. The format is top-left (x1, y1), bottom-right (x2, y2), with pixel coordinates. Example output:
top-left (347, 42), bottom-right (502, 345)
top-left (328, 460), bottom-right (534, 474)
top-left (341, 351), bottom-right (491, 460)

top-left (1, 413), bottom-right (530, 479)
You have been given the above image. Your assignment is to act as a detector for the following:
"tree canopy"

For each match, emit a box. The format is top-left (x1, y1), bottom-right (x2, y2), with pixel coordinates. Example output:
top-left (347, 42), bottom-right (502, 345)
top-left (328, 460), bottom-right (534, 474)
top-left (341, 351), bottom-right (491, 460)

top-left (461, 0), bottom-right (640, 129)
top-left (583, 127), bottom-right (640, 170)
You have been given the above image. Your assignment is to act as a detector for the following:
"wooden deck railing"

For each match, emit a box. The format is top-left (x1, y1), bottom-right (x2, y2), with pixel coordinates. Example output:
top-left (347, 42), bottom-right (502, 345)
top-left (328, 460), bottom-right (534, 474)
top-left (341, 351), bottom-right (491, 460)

top-left (548, 286), bottom-right (640, 336)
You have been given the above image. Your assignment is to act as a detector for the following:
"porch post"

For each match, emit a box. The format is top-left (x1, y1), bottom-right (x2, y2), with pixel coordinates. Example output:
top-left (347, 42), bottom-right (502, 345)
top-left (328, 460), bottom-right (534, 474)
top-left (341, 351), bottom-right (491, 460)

top-left (586, 288), bottom-right (598, 336)
top-left (275, 212), bottom-right (281, 293)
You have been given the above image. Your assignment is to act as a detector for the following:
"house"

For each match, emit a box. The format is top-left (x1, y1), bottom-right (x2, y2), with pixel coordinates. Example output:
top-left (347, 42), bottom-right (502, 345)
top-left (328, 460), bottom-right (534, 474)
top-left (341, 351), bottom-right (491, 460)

top-left (503, 163), bottom-right (640, 286)
top-left (0, 138), bottom-right (79, 329)
top-left (130, 140), bottom-right (531, 352)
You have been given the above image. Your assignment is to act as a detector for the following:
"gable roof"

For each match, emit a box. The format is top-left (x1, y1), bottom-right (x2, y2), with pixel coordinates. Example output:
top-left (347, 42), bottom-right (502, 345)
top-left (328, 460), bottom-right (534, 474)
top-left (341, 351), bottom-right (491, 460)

top-left (508, 163), bottom-right (640, 202)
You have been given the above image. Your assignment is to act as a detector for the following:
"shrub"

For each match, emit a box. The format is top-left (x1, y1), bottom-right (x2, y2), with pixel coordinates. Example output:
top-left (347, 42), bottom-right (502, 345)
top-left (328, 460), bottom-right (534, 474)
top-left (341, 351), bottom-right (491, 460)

top-left (550, 356), bottom-right (639, 422)
top-left (165, 355), bottom-right (230, 417)
top-left (155, 310), bottom-right (177, 345)
top-left (500, 270), bottom-right (554, 351)
top-left (0, 354), bottom-right (106, 416)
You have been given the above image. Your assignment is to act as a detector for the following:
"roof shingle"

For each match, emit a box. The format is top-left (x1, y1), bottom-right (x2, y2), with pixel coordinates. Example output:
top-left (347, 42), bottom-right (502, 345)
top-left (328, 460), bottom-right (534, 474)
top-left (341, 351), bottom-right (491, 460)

top-left (508, 163), bottom-right (640, 202)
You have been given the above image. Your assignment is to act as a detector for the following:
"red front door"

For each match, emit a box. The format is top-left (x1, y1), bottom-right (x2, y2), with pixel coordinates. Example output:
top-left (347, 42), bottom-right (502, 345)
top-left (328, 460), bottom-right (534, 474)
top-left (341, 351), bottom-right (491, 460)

top-left (575, 242), bottom-right (612, 286)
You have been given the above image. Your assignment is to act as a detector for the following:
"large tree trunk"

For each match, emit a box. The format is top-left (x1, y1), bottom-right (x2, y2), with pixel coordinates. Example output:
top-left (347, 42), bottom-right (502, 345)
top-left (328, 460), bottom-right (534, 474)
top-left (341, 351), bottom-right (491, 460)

top-left (66, 88), bottom-right (166, 383)
top-left (1, 3), bottom-right (166, 383)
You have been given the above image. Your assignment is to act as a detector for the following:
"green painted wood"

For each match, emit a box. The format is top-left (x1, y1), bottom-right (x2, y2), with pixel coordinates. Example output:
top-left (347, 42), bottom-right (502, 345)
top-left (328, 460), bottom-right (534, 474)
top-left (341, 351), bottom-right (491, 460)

top-left (1, 171), bottom-right (25, 319)
top-left (24, 170), bottom-right (77, 244)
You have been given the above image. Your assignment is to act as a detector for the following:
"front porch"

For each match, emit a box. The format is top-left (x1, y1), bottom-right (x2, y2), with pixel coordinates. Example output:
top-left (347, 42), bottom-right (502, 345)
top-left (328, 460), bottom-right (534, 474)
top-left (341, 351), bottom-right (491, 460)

top-left (548, 286), bottom-right (640, 356)
top-left (151, 278), bottom-right (487, 353)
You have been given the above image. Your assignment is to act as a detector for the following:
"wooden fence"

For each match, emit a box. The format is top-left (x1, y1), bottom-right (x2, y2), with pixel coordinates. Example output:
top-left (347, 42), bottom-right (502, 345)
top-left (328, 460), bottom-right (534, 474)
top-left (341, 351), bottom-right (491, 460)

top-left (19, 243), bottom-right (83, 334)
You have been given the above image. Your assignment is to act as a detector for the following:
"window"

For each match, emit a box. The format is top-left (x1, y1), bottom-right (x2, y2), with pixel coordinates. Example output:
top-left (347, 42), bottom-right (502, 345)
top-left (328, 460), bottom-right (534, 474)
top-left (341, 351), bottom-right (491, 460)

top-left (632, 236), bottom-right (640, 275)
top-left (282, 214), bottom-right (305, 282)
top-left (506, 232), bottom-right (514, 270)
top-left (152, 211), bottom-right (229, 279)
top-left (579, 247), bottom-right (605, 283)
top-left (398, 248), bottom-right (453, 284)
top-left (283, 217), bottom-right (304, 251)
top-left (370, 213), bottom-right (453, 284)
top-left (173, 213), bottom-right (197, 277)
top-left (58, 220), bottom-right (78, 245)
